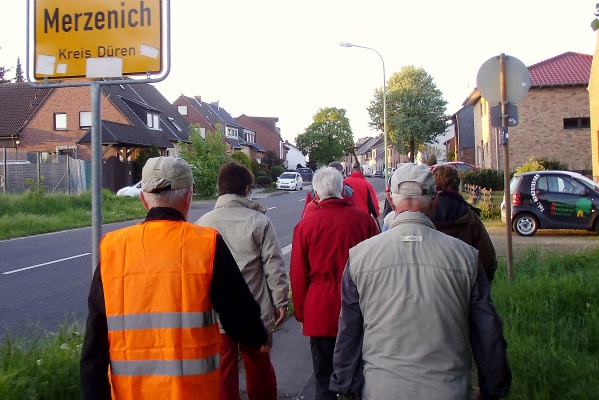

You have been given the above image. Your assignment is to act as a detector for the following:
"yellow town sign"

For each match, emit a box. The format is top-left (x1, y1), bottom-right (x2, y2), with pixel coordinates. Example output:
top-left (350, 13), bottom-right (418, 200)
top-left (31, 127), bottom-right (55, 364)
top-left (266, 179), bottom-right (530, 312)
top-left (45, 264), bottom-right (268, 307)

top-left (32, 0), bottom-right (164, 80)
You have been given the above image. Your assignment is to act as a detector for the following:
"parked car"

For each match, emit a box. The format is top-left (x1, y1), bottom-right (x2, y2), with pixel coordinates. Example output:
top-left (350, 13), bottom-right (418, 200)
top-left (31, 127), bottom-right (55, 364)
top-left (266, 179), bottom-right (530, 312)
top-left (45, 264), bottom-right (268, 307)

top-left (296, 167), bottom-right (313, 182)
top-left (430, 161), bottom-right (478, 173)
top-left (371, 170), bottom-right (384, 178)
top-left (276, 172), bottom-right (304, 191)
top-left (116, 181), bottom-right (142, 197)
top-left (501, 170), bottom-right (599, 236)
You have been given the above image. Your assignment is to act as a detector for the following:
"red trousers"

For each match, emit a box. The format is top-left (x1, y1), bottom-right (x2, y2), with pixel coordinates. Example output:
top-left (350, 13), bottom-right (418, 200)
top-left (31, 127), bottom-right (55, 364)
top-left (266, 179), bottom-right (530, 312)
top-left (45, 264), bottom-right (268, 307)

top-left (219, 333), bottom-right (277, 400)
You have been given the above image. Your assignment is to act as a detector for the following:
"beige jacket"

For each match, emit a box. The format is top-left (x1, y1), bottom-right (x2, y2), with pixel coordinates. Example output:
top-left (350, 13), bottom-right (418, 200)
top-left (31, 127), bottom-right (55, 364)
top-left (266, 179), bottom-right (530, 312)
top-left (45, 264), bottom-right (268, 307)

top-left (197, 194), bottom-right (289, 326)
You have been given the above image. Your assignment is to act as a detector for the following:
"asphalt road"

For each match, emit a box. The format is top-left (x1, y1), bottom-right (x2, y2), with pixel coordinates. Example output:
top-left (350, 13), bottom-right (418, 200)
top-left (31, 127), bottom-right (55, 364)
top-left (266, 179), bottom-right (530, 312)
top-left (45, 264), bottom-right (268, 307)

top-left (0, 178), bottom-right (387, 339)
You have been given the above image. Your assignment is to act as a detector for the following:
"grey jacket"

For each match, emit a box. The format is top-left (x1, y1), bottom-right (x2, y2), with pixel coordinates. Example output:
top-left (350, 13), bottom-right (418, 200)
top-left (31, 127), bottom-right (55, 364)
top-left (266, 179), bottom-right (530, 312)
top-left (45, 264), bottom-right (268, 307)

top-left (331, 211), bottom-right (511, 400)
top-left (197, 194), bottom-right (289, 327)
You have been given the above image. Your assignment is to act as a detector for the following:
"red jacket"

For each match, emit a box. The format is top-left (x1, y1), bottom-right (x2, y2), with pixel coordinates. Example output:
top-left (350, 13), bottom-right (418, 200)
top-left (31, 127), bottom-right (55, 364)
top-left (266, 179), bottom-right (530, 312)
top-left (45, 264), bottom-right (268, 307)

top-left (301, 184), bottom-right (357, 218)
top-left (344, 172), bottom-right (380, 217)
top-left (290, 198), bottom-right (379, 337)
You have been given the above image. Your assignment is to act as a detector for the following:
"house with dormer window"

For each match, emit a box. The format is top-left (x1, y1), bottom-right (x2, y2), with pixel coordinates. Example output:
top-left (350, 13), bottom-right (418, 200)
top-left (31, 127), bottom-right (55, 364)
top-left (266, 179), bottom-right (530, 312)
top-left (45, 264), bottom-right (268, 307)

top-left (173, 95), bottom-right (266, 162)
top-left (0, 79), bottom-right (190, 190)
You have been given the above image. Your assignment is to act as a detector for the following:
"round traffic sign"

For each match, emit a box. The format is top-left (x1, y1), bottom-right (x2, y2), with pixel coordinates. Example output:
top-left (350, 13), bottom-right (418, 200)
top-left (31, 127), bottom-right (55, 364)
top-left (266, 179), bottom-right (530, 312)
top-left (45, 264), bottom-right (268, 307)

top-left (476, 55), bottom-right (531, 105)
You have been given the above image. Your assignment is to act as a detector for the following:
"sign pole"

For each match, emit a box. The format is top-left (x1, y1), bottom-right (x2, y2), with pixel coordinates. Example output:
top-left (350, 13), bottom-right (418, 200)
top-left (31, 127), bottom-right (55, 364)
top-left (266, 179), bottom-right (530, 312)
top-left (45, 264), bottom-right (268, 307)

top-left (500, 53), bottom-right (514, 282)
top-left (91, 81), bottom-right (102, 271)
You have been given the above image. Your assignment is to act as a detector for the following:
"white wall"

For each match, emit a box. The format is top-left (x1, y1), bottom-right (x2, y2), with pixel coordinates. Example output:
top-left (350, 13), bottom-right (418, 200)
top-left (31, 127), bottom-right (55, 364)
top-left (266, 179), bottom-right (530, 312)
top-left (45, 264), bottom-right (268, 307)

top-left (285, 143), bottom-right (306, 170)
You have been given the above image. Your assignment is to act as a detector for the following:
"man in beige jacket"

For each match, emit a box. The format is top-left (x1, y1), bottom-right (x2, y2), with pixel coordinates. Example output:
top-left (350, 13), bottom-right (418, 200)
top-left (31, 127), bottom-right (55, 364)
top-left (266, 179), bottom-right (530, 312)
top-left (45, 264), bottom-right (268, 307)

top-left (197, 161), bottom-right (288, 400)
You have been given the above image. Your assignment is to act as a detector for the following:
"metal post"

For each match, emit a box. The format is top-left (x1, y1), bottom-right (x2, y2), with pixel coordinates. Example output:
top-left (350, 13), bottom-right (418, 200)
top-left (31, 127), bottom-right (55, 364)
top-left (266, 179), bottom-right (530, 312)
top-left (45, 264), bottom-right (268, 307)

top-left (500, 54), bottom-right (514, 282)
top-left (91, 82), bottom-right (103, 272)
top-left (2, 147), bottom-right (6, 194)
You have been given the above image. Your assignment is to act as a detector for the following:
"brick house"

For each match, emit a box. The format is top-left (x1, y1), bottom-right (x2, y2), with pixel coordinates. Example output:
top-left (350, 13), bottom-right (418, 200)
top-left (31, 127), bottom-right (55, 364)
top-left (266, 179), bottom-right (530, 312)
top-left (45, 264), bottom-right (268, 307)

top-left (462, 52), bottom-right (592, 172)
top-left (172, 95), bottom-right (266, 162)
top-left (0, 79), bottom-right (189, 190)
top-left (235, 115), bottom-right (286, 162)
top-left (449, 106), bottom-right (476, 165)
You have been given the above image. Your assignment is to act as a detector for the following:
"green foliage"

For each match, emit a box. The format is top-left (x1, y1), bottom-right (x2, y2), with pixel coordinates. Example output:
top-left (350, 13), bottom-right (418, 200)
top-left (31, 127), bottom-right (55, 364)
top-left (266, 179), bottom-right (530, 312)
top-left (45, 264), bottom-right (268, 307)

top-left (0, 323), bottom-right (83, 400)
top-left (461, 169), bottom-right (504, 191)
top-left (0, 190), bottom-right (146, 240)
top-left (134, 144), bottom-right (160, 181)
top-left (492, 249), bottom-right (599, 399)
top-left (537, 157), bottom-right (568, 171)
top-left (264, 150), bottom-right (282, 168)
top-left (369, 66), bottom-right (448, 158)
top-left (476, 202), bottom-right (500, 220)
top-left (515, 156), bottom-right (546, 174)
top-left (295, 107), bottom-right (354, 167)
top-left (252, 161), bottom-right (269, 178)
top-left (179, 124), bottom-right (229, 198)
top-left (231, 151), bottom-right (252, 172)
top-left (271, 165), bottom-right (285, 181)
top-left (23, 176), bottom-right (48, 195)
top-left (446, 150), bottom-right (455, 162)
top-left (255, 175), bottom-right (271, 188)
top-left (14, 57), bottom-right (24, 83)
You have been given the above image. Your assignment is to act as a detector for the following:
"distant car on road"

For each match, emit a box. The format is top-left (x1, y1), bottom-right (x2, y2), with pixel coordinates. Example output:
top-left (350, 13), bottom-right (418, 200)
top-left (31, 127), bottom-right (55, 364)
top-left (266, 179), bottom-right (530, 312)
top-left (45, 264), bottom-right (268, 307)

top-left (430, 162), bottom-right (478, 173)
top-left (116, 181), bottom-right (142, 197)
top-left (371, 170), bottom-right (384, 178)
top-left (276, 172), bottom-right (304, 191)
top-left (501, 170), bottom-right (599, 236)
top-left (296, 167), bottom-right (313, 182)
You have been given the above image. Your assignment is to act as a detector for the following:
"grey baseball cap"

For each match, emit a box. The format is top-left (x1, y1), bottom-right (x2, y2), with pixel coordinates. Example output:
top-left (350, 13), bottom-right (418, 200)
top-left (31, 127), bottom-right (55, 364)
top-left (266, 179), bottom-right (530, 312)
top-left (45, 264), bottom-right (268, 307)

top-left (390, 163), bottom-right (436, 196)
top-left (141, 156), bottom-right (193, 193)
top-left (328, 162), bottom-right (344, 172)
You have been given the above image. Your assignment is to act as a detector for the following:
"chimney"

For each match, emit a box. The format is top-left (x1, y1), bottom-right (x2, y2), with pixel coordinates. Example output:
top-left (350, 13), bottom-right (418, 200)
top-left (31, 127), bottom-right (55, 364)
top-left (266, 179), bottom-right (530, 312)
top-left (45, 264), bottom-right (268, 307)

top-left (194, 96), bottom-right (201, 101)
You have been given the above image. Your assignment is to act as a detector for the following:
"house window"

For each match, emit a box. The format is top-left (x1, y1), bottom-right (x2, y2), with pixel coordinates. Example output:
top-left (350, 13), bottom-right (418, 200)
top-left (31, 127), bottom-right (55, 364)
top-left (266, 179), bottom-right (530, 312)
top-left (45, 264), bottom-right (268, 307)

top-left (178, 105), bottom-right (188, 116)
top-left (146, 112), bottom-right (160, 129)
top-left (168, 117), bottom-right (182, 131)
top-left (563, 117), bottom-right (590, 129)
top-left (54, 113), bottom-right (67, 130)
top-left (245, 131), bottom-right (255, 143)
top-left (79, 111), bottom-right (91, 128)
top-left (226, 126), bottom-right (238, 138)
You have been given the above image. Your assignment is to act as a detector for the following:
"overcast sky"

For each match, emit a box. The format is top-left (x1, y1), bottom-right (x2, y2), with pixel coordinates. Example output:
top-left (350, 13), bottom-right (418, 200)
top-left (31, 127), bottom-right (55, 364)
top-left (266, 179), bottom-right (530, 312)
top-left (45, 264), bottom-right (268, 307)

top-left (1, 1), bottom-right (597, 145)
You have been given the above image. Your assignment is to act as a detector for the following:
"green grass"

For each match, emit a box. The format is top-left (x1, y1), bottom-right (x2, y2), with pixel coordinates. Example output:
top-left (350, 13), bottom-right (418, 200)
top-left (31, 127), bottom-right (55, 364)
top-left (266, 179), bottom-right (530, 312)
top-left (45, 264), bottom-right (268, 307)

top-left (0, 190), bottom-right (147, 240)
top-left (492, 248), bottom-right (599, 399)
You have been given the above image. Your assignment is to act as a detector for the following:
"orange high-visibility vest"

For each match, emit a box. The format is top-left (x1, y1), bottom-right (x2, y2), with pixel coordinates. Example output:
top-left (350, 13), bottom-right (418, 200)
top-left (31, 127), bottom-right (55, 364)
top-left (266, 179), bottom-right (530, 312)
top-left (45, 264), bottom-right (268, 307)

top-left (100, 220), bottom-right (222, 400)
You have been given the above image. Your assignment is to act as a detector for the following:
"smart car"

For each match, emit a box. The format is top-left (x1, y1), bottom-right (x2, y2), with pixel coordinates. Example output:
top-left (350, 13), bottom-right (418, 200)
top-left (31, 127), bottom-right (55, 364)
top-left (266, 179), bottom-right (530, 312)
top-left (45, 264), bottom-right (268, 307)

top-left (501, 170), bottom-right (599, 236)
top-left (116, 181), bottom-right (142, 197)
top-left (276, 172), bottom-right (304, 191)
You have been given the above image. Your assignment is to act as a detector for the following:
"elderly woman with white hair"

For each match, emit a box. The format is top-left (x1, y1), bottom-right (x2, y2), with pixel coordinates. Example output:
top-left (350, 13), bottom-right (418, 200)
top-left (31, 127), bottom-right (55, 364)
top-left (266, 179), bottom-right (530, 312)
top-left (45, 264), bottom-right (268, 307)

top-left (290, 167), bottom-right (379, 400)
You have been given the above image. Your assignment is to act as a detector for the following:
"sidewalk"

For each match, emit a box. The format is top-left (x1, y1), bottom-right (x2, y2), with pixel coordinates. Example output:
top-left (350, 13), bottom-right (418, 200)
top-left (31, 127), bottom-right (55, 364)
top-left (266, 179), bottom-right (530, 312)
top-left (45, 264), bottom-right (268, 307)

top-left (239, 317), bottom-right (316, 400)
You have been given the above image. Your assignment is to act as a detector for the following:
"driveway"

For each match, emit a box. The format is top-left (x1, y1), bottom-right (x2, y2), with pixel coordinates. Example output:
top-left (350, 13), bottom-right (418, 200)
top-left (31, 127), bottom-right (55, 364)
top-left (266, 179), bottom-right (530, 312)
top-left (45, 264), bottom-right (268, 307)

top-left (485, 222), bottom-right (598, 259)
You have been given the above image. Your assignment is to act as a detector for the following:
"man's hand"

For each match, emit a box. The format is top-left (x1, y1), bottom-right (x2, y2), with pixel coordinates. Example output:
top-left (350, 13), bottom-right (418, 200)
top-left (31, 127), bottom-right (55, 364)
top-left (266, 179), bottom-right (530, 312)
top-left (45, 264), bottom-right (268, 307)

top-left (260, 329), bottom-right (273, 353)
top-left (274, 307), bottom-right (286, 327)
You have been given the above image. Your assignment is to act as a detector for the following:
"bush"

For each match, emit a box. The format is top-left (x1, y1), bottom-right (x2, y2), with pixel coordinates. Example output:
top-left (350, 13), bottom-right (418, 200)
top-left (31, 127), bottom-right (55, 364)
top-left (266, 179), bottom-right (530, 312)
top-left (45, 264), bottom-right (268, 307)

top-left (515, 156), bottom-right (545, 174)
top-left (538, 157), bottom-right (568, 171)
top-left (461, 169), bottom-right (504, 191)
top-left (271, 166), bottom-right (285, 181)
top-left (255, 174), bottom-right (271, 188)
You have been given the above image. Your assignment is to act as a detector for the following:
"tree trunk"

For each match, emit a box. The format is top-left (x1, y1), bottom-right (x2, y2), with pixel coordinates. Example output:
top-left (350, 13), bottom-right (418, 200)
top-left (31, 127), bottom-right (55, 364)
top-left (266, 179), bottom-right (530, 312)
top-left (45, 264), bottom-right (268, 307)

top-left (409, 140), bottom-right (415, 163)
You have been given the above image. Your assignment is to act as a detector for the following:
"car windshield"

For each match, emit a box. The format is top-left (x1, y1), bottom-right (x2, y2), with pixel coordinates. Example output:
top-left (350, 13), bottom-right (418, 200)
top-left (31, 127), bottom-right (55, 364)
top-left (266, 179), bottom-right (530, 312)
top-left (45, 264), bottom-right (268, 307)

top-left (280, 173), bottom-right (296, 179)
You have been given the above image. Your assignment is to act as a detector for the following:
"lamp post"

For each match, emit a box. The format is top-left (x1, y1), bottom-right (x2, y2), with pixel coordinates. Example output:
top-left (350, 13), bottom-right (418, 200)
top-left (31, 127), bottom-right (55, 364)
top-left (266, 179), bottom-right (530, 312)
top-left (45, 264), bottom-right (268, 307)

top-left (339, 42), bottom-right (388, 182)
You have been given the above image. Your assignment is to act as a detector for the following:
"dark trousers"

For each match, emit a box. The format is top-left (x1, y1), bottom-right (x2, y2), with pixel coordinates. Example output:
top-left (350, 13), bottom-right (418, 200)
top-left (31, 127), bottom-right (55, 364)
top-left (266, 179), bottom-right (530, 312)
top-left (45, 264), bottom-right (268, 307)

top-left (310, 336), bottom-right (338, 400)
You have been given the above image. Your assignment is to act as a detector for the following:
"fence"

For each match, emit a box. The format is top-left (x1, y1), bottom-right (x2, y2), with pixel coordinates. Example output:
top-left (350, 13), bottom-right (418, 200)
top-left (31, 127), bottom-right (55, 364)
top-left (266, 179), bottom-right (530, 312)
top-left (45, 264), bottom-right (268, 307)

top-left (462, 183), bottom-right (494, 207)
top-left (0, 156), bottom-right (87, 194)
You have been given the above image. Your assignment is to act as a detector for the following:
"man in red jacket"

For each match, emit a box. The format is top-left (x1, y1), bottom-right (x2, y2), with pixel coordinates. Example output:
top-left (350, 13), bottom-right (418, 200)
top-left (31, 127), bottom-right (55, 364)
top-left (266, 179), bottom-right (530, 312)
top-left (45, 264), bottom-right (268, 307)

top-left (290, 167), bottom-right (379, 400)
top-left (344, 164), bottom-right (380, 221)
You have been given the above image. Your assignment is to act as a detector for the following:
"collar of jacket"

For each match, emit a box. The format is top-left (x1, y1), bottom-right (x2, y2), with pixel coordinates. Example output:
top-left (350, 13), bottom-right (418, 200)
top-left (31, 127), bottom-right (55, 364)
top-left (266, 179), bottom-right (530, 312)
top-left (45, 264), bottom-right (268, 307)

top-left (386, 210), bottom-right (436, 231)
top-left (347, 171), bottom-right (365, 180)
top-left (144, 207), bottom-right (186, 222)
top-left (316, 197), bottom-right (350, 208)
top-left (214, 193), bottom-right (267, 214)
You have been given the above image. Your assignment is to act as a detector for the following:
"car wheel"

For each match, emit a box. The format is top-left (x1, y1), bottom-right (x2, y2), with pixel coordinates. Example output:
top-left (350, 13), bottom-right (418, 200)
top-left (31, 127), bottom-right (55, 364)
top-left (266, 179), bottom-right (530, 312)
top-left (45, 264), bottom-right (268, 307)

top-left (513, 214), bottom-right (538, 236)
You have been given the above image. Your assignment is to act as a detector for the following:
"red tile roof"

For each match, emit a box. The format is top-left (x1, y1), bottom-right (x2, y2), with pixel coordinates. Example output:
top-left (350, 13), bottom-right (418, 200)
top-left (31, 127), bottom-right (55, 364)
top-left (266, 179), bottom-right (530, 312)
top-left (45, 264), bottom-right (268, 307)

top-left (528, 52), bottom-right (592, 87)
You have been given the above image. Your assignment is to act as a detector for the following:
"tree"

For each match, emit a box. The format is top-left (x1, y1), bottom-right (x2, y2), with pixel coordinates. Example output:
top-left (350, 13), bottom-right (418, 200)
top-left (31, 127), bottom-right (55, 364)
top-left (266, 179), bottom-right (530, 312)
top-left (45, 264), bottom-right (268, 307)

top-left (179, 124), bottom-right (229, 197)
top-left (14, 57), bottom-right (24, 83)
top-left (418, 144), bottom-right (443, 166)
top-left (0, 65), bottom-right (10, 84)
top-left (134, 144), bottom-right (161, 181)
top-left (231, 151), bottom-right (252, 173)
top-left (264, 150), bottom-right (282, 169)
top-left (368, 66), bottom-right (448, 162)
top-left (295, 107), bottom-right (354, 167)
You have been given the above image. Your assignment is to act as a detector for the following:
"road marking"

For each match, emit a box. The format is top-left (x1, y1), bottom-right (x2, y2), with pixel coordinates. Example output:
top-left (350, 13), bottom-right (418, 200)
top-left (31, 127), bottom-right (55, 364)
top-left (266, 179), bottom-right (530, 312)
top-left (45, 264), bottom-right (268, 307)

top-left (281, 244), bottom-right (292, 254)
top-left (2, 253), bottom-right (91, 275)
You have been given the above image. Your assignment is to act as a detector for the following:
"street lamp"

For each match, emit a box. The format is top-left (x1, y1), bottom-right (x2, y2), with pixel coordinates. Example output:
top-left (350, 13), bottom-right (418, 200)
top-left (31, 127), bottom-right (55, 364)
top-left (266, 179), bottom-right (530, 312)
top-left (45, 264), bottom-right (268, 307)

top-left (339, 42), bottom-right (388, 182)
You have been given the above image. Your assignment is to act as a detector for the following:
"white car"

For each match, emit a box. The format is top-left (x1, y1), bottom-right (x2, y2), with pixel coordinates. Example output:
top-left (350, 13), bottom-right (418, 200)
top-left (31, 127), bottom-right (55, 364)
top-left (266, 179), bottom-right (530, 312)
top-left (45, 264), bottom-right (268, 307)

top-left (276, 172), bottom-right (303, 191)
top-left (116, 181), bottom-right (142, 197)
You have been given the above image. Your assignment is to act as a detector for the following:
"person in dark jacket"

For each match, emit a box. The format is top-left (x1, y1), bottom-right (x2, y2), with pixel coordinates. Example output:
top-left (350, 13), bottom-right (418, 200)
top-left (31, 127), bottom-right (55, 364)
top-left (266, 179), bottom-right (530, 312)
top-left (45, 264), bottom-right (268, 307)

top-left (431, 164), bottom-right (498, 281)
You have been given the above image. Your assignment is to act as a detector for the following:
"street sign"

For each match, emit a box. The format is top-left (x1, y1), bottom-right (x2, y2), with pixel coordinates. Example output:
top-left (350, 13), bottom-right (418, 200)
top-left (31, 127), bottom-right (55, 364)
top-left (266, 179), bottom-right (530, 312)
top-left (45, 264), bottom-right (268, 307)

top-left (30, 0), bottom-right (166, 80)
top-left (476, 55), bottom-right (530, 105)
top-left (490, 104), bottom-right (518, 128)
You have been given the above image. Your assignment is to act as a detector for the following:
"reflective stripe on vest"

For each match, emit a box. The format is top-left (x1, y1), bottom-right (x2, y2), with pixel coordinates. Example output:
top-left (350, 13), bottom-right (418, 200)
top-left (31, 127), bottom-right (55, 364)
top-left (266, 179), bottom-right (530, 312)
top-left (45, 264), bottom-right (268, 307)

top-left (107, 311), bottom-right (217, 331)
top-left (110, 354), bottom-right (219, 376)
